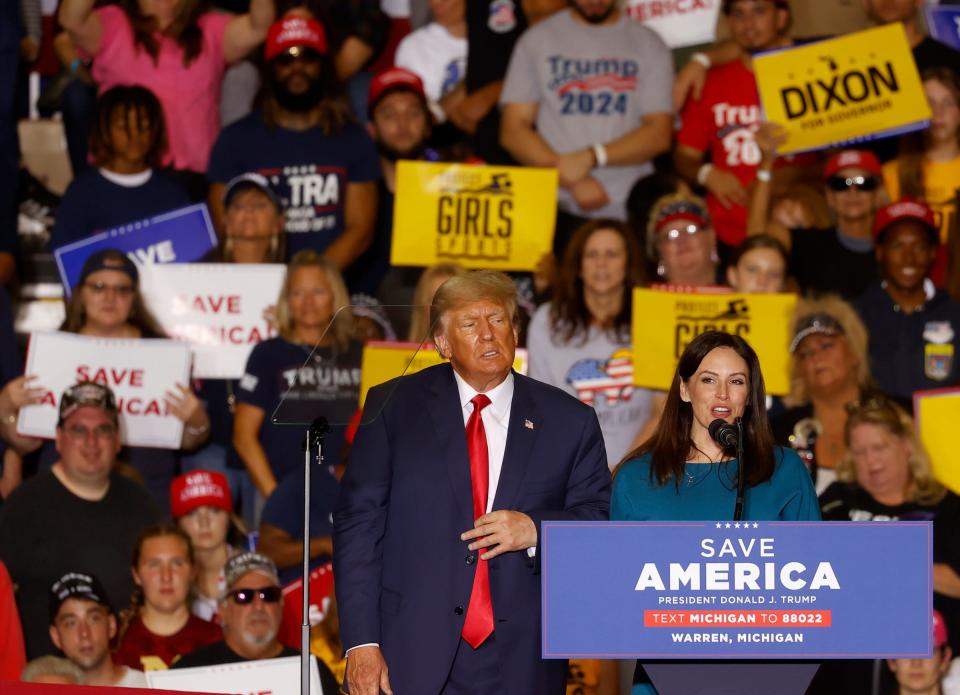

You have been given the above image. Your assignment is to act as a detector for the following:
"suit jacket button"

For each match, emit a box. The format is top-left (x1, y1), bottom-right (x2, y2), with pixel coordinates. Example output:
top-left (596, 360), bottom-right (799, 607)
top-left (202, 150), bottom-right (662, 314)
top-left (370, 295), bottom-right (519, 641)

top-left (465, 554), bottom-right (476, 565)
top-left (454, 606), bottom-right (464, 615)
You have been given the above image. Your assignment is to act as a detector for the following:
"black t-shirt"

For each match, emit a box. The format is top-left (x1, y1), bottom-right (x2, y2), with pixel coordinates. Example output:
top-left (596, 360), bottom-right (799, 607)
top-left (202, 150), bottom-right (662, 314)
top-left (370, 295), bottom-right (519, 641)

top-left (914, 36), bottom-right (960, 75)
top-left (465, 0), bottom-right (528, 164)
top-left (789, 227), bottom-right (877, 300)
top-left (236, 337), bottom-right (361, 482)
top-left (173, 641), bottom-right (340, 693)
top-left (0, 471), bottom-right (160, 657)
top-left (854, 283), bottom-right (960, 400)
top-left (344, 179), bottom-right (393, 297)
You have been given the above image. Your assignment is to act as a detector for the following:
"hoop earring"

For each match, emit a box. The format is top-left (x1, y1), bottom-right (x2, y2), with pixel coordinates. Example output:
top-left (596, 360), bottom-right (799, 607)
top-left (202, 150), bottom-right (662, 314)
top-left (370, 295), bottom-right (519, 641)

top-left (657, 263), bottom-right (665, 278)
top-left (710, 249), bottom-right (720, 264)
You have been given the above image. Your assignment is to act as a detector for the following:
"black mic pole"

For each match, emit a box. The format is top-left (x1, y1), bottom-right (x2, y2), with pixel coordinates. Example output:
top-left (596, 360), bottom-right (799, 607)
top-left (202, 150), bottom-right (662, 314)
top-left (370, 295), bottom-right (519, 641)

top-left (302, 416), bottom-right (329, 695)
top-left (733, 417), bottom-right (745, 522)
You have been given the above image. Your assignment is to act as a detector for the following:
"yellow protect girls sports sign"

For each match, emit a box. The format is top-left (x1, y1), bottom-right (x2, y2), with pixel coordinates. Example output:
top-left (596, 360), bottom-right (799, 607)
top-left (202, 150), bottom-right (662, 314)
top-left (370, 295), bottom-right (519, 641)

top-left (392, 161), bottom-right (558, 271)
top-left (631, 288), bottom-right (796, 395)
top-left (754, 23), bottom-right (931, 154)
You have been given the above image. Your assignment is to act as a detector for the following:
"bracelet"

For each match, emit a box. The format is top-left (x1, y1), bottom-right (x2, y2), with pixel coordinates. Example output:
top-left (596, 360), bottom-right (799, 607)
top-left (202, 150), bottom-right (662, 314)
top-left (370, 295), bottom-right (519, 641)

top-left (4, 412), bottom-right (16, 425)
top-left (691, 52), bottom-right (711, 69)
top-left (185, 422), bottom-right (210, 436)
top-left (592, 143), bottom-right (608, 168)
top-left (756, 168), bottom-right (772, 182)
top-left (696, 163), bottom-right (713, 186)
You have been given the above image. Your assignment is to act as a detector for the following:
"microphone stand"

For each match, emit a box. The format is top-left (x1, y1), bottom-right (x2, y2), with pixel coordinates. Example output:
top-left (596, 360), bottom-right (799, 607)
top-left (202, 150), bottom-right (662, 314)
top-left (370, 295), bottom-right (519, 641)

top-left (732, 418), bottom-right (745, 522)
top-left (301, 416), bottom-right (329, 695)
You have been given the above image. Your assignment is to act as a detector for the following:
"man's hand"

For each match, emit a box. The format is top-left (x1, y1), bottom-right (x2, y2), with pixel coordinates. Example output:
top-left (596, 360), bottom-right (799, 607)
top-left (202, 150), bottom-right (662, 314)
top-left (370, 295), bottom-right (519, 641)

top-left (705, 168), bottom-right (748, 209)
top-left (754, 122), bottom-right (788, 168)
top-left (557, 149), bottom-right (595, 188)
top-left (346, 645), bottom-right (393, 695)
top-left (673, 60), bottom-right (707, 112)
top-left (461, 510), bottom-right (537, 561)
top-left (570, 176), bottom-right (609, 212)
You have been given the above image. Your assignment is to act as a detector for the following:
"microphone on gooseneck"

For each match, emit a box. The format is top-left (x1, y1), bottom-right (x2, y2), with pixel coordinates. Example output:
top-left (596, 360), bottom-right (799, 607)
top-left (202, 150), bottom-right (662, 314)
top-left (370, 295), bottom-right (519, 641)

top-left (709, 419), bottom-right (738, 449)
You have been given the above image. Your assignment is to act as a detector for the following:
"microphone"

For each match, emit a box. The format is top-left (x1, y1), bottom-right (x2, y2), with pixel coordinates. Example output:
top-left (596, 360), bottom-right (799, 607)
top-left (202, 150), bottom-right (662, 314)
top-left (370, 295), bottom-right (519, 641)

top-left (709, 419), bottom-right (739, 449)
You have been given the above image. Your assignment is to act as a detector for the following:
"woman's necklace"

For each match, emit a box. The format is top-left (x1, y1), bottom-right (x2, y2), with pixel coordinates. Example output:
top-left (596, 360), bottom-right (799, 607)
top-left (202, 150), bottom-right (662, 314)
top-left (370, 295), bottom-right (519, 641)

top-left (685, 444), bottom-right (722, 486)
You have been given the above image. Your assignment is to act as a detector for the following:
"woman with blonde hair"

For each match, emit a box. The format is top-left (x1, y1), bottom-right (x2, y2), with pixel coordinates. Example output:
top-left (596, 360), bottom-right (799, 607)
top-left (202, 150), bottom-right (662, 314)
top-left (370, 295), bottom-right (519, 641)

top-left (771, 295), bottom-right (877, 493)
top-left (817, 394), bottom-right (960, 682)
top-left (406, 264), bottom-right (466, 343)
top-left (234, 250), bottom-right (361, 502)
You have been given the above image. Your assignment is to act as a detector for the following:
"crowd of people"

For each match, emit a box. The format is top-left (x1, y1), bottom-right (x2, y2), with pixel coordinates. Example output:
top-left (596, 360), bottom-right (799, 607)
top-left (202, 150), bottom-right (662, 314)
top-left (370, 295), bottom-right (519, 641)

top-left (1, 0), bottom-right (960, 692)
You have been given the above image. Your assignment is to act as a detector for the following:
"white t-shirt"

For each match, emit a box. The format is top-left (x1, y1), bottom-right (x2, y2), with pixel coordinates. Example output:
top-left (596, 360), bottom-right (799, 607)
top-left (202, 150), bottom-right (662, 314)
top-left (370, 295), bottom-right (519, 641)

top-left (394, 23), bottom-right (467, 104)
top-left (115, 667), bottom-right (148, 688)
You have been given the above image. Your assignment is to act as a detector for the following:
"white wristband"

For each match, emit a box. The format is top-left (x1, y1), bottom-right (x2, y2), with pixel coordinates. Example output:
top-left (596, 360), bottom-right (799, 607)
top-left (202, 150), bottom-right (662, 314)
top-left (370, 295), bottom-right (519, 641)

top-left (756, 168), bottom-right (772, 183)
top-left (592, 143), bottom-right (608, 168)
top-left (691, 52), bottom-right (711, 69)
top-left (696, 163), bottom-right (713, 186)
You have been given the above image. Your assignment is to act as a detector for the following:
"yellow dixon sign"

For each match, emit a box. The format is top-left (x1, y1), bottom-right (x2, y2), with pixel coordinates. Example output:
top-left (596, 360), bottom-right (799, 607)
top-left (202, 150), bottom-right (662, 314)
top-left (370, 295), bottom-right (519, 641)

top-left (631, 288), bottom-right (796, 395)
top-left (360, 341), bottom-right (529, 406)
top-left (754, 23), bottom-right (931, 154)
top-left (392, 161), bottom-right (558, 271)
top-left (915, 389), bottom-right (960, 495)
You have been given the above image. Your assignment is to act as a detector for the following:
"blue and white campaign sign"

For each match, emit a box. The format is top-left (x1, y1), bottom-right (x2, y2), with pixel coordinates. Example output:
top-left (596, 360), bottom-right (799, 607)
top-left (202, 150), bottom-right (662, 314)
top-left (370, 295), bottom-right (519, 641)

top-left (926, 6), bottom-right (960, 52)
top-left (542, 521), bottom-right (932, 659)
top-left (53, 204), bottom-right (217, 294)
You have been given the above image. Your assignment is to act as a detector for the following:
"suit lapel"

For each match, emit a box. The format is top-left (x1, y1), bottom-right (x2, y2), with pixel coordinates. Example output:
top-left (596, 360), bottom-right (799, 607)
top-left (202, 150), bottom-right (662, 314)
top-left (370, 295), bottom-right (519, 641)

top-left (492, 372), bottom-right (539, 511)
top-left (425, 364), bottom-right (474, 527)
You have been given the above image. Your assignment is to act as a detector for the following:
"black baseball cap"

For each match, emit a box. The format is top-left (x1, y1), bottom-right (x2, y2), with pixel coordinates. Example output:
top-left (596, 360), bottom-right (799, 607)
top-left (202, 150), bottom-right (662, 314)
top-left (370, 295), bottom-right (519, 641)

top-left (58, 381), bottom-right (119, 427)
top-left (789, 313), bottom-right (845, 353)
top-left (49, 572), bottom-right (112, 624)
top-left (78, 249), bottom-right (139, 288)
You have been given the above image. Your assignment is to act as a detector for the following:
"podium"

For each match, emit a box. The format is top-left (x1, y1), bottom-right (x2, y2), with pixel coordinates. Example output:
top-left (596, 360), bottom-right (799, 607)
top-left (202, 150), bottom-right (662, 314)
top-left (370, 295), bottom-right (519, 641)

top-left (541, 521), bottom-right (933, 695)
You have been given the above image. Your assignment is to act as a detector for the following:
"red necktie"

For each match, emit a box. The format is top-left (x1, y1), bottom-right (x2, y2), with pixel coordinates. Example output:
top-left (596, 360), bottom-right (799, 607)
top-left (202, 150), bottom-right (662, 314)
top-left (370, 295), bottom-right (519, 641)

top-left (462, 393), bottom-right (494, 648)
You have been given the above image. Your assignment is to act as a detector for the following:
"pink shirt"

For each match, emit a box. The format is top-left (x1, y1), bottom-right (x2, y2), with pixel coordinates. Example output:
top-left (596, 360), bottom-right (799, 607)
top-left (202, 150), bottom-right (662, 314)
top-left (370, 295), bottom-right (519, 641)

top-left (91, 5), bottom-right (231, 173)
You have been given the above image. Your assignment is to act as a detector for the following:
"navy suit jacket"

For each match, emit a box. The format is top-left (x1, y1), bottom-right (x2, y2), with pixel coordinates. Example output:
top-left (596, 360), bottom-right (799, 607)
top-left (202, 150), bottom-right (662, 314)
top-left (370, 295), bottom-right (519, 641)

top-left (334, 363), bottom-right (611, 695)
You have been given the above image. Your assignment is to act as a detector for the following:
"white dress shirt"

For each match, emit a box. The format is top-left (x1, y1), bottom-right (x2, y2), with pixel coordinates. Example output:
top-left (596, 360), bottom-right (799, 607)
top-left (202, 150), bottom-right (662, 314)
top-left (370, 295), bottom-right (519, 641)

top-left (453, 370), bottom-right (514, 514)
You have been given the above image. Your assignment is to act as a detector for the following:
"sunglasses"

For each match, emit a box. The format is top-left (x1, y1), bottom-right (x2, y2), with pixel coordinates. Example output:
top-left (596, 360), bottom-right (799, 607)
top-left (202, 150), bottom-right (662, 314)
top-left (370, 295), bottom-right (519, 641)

top-left (660, 224), bottom-right (705, 242)
top-left (273, 48), bottom-right (322, 68)
top-left (227, 586), bottom-right (282, 605)
top-left (827, 175), bottom-right (879, 192)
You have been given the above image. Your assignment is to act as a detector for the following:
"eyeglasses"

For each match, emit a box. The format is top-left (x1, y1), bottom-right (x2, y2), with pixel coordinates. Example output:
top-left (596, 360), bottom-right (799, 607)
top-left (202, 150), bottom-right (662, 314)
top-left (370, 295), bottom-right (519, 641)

top-left (227, 586), bottom-right (282, 605)
top-left (64, 423), bottom-right (117, 439)
top-left (84, 281), bottom-right (135, 298)
top-left (660, 224), bottom-right (705, 242)
top-left (827, 175), bottom-right (879, 192)
top-left (273, 48), bottom-right (322, 68)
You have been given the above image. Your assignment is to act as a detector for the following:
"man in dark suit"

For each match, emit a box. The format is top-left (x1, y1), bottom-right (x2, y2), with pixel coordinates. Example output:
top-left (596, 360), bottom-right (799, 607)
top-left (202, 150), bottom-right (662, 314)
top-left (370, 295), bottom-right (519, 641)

top-left (334, 270), bottom-right (611, 695)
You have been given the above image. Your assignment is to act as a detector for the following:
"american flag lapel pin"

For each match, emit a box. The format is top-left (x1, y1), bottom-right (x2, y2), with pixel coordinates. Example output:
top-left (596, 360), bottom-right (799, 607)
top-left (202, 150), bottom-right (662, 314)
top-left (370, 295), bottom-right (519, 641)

top-left (524, 419), bottom-right (534, 430)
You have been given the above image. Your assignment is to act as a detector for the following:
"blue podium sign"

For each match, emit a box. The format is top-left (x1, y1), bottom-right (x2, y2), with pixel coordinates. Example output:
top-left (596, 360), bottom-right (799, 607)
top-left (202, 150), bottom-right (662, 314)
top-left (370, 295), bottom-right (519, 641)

top-left (54, 204), bottom-right (217, 294)
top-left (542, 521), bottom-right (932, 659)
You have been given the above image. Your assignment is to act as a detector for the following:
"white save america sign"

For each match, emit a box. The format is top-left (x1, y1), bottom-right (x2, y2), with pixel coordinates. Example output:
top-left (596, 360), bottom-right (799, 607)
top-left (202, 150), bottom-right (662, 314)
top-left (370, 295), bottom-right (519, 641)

top-left (625, 0), bottom-right (721, 48)
top-left (18, 332), bottom-right (191, 448)
top-left (145, 655), bottom-right (324, 694)
top-left (140, 264), bottom-right (286, 379)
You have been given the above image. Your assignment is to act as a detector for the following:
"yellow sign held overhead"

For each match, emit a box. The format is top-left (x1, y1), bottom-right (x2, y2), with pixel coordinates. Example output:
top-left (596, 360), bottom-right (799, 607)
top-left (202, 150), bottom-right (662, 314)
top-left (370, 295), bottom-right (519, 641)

top-left (631, 288), bottom-right (796, 395)
top-left (392, 161), bottom-right (557, 271)
top-left (359, 341), bottom-right (529, 407)
top-left (754, 23), bottom-right (930, 154)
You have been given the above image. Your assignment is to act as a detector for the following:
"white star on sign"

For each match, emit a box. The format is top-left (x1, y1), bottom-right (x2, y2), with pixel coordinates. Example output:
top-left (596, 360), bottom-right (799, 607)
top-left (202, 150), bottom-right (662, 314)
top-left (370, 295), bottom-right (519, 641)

top-left (716, 523), bottom-right (722, 528)
top-left (725, 523), bottom-right (731, 528)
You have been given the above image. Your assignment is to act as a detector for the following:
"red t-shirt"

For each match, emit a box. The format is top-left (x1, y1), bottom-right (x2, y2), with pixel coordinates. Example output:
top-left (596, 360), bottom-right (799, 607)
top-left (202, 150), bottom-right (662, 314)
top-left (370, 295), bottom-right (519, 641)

top-left (677, 61), bottom-right (814, 246)
top-left (113, 614), bottom-right (221, 671)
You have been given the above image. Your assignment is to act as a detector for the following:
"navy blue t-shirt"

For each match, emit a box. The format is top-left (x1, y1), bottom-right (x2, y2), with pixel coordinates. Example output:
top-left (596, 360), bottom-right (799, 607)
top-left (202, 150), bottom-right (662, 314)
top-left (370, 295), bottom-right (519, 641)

top-left (51, 169), bottom-right (190, 250)
top-left (236, 337), bottom-right (361, 483)
top-left (260, 463), bottom-right (338, 584)
top-left (206, 112), bottom-right (381, 258)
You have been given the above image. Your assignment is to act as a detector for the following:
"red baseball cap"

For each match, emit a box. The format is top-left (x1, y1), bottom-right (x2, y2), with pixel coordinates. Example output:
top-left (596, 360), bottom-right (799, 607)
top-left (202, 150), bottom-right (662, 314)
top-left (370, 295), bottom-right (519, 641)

top-left (265, 16), bottom-right (328, 61)
top-left (170, 470), bottom-right (233, 518)
top-left (872, 198), bottom-right (938, 242)
top-left (823, 150), bottom-right (882, 179)
top-left (934, 610), bottom-right (949, 649)
top-left (368, 68), bottom-right (427, 111)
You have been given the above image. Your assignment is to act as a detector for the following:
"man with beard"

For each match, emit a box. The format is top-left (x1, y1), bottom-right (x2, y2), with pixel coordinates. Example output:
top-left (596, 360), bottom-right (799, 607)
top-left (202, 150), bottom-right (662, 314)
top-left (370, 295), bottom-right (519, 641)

top-left (345, 67), bottom-right (434, 297)
top-left (207, 15), bottom-right (380, 269)
top-left (173, 553), bottom-right (339, 690)
top-left (499, 0), bottom-right (673, 256)
top-left (674, 0), bottom-right (817, 252)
